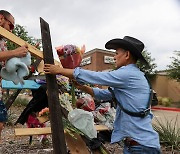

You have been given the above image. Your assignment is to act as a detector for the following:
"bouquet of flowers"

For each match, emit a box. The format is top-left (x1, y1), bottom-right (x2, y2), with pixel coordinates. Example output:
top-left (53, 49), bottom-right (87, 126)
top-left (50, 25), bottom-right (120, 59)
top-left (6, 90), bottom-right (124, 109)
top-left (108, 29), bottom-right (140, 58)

top-left (56, 44), bottom-right (85, 105)
top-left (56, 74), bottom-right (70, 91)
top-left (56, 44), bottom-right (85, 69)
top-left (39, 107), bottom-right (49, 117)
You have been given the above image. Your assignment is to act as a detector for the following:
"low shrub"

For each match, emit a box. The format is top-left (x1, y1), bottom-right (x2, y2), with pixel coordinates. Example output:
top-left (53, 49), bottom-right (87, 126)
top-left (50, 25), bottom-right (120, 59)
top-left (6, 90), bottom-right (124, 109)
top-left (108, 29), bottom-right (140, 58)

top-left (162, 97), bottom-right (172, 107)
top-left (157, 96), bottom-right (163, 105)
top-left (153, 116), bottom-right (180, 152)
top-left (158, 97), bottom-right (172, 107)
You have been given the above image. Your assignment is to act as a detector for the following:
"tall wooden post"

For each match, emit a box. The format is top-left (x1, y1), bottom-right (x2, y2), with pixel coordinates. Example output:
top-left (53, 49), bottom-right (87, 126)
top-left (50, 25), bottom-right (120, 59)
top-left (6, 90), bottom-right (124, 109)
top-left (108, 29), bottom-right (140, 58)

top-left (40, 18), bottom-right (67, 154)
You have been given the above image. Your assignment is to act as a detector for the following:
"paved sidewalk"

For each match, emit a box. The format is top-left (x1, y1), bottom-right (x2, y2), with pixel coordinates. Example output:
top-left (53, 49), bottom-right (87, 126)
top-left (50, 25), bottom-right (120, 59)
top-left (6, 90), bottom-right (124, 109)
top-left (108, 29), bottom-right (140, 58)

top-left (152, 109), bottom-right (180, 129)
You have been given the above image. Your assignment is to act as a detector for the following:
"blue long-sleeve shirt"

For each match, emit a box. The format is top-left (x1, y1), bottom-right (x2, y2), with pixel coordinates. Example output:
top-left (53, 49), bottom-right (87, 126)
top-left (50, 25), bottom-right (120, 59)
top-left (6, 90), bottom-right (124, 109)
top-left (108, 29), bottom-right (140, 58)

top-left (73, 64), bottom-right (160, 149)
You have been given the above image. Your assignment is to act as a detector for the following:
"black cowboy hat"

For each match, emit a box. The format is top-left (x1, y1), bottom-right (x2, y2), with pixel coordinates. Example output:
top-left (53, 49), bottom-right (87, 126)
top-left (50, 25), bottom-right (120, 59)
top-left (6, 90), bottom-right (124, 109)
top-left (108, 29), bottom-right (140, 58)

top-left (105, 36), bottom-right (148, 64)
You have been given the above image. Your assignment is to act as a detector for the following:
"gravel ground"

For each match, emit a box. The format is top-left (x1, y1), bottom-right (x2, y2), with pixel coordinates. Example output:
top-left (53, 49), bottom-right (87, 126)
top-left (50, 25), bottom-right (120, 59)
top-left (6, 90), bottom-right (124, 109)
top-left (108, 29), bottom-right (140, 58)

top-left (0, 106), bottom-right (178, 154)
top-left (0, 106), bottom-right (123, 154)
top-left (0, 125), bottom-right (122, 154)
top-left (0, 106), bottom-right (53, 154)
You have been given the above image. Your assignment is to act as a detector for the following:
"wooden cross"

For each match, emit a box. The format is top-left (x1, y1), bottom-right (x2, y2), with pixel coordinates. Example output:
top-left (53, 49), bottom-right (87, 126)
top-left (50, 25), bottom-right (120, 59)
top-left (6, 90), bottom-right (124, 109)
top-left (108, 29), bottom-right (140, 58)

top-left (0, 18), bottom-right (67, 154)
top-left (0, 20), bottom-right (110, 154)
top-left (0, 26), bottom-right (62, 66)
top-left (40, 17), bottom-right (67, 154)
top-left (0, 25), bottom-right (62, 110)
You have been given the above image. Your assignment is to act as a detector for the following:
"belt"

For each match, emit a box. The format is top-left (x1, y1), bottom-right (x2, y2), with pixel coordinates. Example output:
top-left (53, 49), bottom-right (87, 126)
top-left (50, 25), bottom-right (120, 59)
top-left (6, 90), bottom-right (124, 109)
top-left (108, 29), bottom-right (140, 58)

top-left (124, 138), bottom-right (140, 147)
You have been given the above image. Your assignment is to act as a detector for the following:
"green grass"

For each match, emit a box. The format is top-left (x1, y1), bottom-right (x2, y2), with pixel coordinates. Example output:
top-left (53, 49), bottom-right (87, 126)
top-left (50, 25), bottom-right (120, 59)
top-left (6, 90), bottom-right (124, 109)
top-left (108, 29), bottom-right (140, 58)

top-left (153, 116), bottom-right (180, 151)
top-left (6, 97), bottom-right (29, 126)
top-left (12, 97), bottom-right (29, 107)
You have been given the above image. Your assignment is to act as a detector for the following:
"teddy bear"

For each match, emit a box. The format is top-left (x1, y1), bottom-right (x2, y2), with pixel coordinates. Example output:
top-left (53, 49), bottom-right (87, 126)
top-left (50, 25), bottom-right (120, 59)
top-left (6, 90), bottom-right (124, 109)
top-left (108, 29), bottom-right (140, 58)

top-left (0, 52), bottom-right (31, 85)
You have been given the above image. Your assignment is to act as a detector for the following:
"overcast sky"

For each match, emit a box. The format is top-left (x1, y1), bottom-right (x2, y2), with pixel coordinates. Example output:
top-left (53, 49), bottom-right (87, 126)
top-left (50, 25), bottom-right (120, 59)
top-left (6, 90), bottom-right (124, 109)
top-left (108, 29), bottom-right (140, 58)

top-left (2, 0), bottom-right (180, 70)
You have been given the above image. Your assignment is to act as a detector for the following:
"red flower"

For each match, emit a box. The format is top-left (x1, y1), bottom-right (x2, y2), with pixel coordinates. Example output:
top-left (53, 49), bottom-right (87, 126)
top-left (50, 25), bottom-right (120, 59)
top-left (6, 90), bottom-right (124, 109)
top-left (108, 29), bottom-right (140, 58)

top-left (56, 45), bottom-right (85, 69)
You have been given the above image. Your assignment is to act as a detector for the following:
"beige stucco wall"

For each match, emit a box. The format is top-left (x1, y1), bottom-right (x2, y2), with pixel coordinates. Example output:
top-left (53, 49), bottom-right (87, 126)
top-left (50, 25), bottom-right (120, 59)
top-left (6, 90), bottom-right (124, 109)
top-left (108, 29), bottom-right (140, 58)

top-left (152, 75), bottom-right (180, 102)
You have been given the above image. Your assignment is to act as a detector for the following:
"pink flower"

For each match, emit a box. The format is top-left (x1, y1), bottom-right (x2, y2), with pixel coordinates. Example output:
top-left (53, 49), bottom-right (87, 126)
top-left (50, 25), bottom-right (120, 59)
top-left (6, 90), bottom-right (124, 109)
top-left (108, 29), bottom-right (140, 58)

top-left (39, 107), bottom-right (49, 117)
top-left (56, 45), bottom-right (85, 69)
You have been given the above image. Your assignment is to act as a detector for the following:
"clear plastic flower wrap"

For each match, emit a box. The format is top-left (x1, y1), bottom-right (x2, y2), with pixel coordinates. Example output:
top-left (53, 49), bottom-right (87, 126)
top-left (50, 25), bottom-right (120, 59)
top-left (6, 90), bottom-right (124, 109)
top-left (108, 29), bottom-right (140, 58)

top-left (56, 44), bottom-right (85, 105)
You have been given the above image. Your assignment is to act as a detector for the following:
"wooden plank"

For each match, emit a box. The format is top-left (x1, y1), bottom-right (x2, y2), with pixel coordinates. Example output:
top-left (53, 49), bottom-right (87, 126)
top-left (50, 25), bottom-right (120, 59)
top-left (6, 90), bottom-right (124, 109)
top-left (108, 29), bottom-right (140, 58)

top-left (65, 132), bottom-right (90, 154)
top-left (0, 26), bottom-right (43, 58)
top-left (40, 17), bottom-right (67, 154)
top-left (37, 116), bottom-right (49, 123)
top-left (15, 128), bottom-right (90, 154)
top-left (95, 125), bottom-right (109, 131)
top-left (15, 127), bottom-right (51, 136)
top-left (15, 125), bottom-right (109, 136)
top-left (0, 26), bottom-right (62, 67)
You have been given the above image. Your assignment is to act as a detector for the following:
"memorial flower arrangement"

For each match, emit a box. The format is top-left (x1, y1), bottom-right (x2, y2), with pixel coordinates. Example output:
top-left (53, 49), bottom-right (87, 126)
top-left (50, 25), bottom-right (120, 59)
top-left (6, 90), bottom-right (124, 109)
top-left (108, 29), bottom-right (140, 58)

top-left (56, 74), bottom-right (70, 91)
top-left (38, 107), bottom-right (84, 139)
top-left (56, 44), bottom-right (85, 105)
top-left (56, 44), bottom-right (85, 69)
top-left (39, 107), bottom-right (49, 117)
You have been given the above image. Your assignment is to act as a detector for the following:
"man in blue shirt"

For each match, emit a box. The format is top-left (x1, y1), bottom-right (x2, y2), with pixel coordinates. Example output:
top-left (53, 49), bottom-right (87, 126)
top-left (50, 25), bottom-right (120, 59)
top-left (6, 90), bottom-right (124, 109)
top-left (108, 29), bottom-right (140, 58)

top-left (44, 36), bottom-right (161, 154)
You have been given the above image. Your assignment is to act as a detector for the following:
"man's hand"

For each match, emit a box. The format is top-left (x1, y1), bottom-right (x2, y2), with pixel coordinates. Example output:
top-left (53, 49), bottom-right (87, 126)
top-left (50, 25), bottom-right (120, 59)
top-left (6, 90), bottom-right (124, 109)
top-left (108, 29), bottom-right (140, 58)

top-left (72, 80), bottom-right (82, 89)
top-left (44, 64), bottom-right (61, 74)
top-left (14, 44), bottom-right (28, 57)
top-left (72, 80), bottom-right (94, 97)
top-left (44, 64), bottom-right (74, 78)
top-left (72, 80), bottom-right (84, 90)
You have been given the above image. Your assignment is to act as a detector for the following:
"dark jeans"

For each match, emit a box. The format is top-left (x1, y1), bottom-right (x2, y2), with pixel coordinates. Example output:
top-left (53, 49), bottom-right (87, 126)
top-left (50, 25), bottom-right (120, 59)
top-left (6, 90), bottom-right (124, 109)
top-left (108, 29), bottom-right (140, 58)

top-left (0, 100), bottom-right (7, 122)
top-left (123, 145), bottom-right (161, 154)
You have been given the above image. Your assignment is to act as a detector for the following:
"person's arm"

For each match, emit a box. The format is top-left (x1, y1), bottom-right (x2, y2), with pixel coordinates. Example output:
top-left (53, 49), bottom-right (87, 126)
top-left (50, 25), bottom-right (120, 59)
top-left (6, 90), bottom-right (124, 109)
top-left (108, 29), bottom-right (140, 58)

top-left (0, 45), bottom-right (28, 61)
top-left (72, 80), bottom-right (94, 97)
top-left (44, 64), bottom-right (128, 88)
top-left (73, 80), bottom-right (112, 102)
top-left (44, 64), bottom-right (114, 100)
top-left (44, 64), bottom-right (74, 79)
top-left (93, 87), bottom-right (112, 101)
